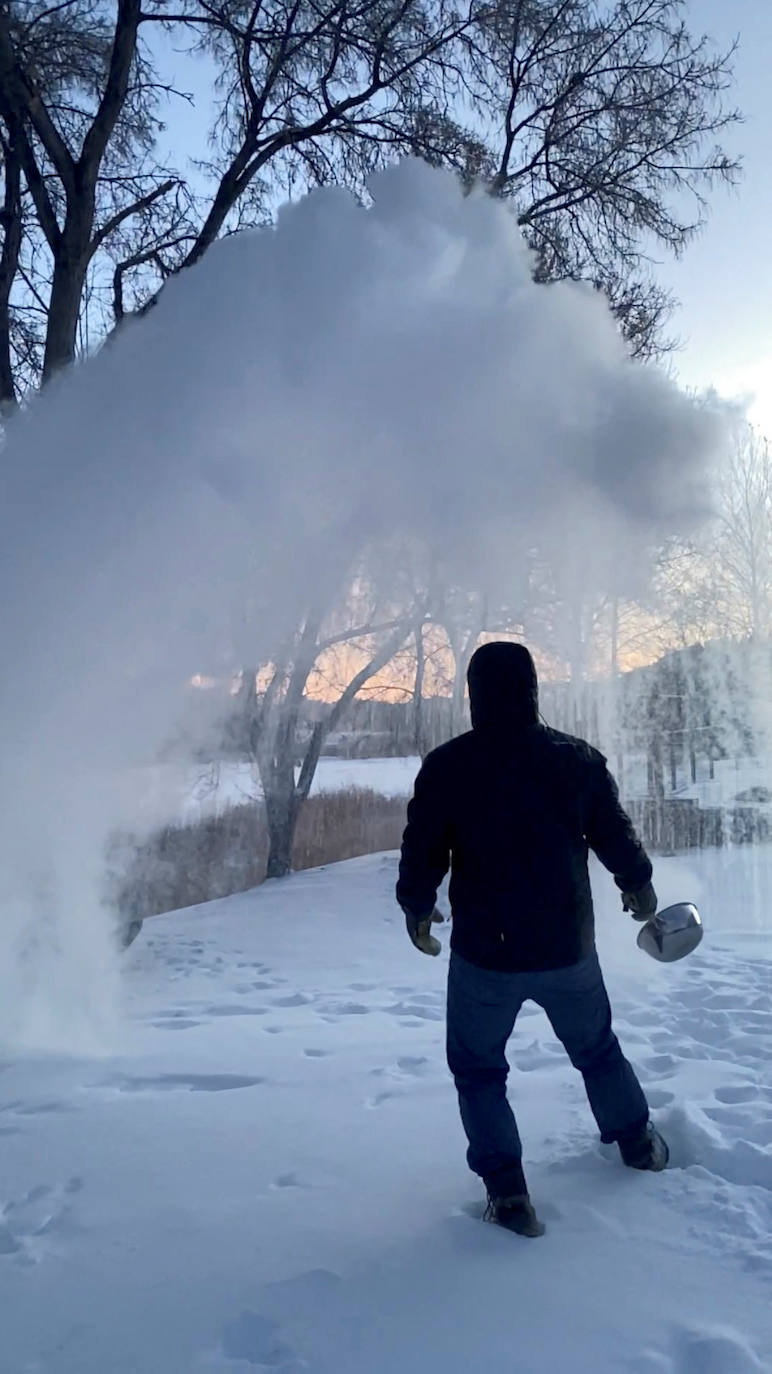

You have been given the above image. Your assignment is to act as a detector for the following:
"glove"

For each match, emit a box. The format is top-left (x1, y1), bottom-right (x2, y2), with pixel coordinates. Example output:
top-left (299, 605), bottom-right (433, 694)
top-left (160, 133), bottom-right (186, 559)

top-left (404, 906), bottom-right (445, 956)
top-left (622, 881), bottom-right (658, 920)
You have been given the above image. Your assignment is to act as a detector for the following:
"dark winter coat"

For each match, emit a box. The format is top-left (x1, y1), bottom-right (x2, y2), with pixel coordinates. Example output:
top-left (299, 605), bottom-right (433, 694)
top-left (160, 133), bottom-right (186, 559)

top-left (396, 643), bottom-right (652, 973)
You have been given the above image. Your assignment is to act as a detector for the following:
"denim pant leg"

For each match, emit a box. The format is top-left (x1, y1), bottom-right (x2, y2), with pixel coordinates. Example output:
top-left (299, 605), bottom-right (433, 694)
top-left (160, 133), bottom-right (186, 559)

top-left (446, 952), bottom-right (526, 1193)
top-left (533, 951), bottom-right (648, 1143)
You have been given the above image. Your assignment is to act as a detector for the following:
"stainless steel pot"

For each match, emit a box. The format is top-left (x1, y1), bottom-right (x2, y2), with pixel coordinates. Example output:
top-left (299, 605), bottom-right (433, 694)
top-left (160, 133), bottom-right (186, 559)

top-left (637, 902), bottom-right (703, 963)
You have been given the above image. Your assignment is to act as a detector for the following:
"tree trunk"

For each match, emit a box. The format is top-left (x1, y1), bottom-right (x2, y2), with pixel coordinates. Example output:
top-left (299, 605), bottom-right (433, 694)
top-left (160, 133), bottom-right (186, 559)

top-left (412, 622), bottom-right (427, 758)
top-left (43, 233), bottom-right (90, 380)
top-left (449, 626), bottom-right (478, 737)
top-left (647, 737), bottom-right (665, 801)
top-left (610, 595), bottom-right (619, 677)
top-left (264, 784), bottom-right (299, 879)
top-left (0, 136), bottom-right (21, 408)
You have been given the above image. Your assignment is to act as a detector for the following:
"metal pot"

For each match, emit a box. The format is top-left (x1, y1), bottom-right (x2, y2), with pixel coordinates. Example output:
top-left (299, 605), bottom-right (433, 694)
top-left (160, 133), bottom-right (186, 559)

top-left (637, 902), bottom-right (703, 963)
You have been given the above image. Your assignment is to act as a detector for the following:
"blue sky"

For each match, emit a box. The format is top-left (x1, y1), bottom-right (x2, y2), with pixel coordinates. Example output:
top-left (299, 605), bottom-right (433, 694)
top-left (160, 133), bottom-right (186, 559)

top-left (655, 0), bottom-right (772, 434)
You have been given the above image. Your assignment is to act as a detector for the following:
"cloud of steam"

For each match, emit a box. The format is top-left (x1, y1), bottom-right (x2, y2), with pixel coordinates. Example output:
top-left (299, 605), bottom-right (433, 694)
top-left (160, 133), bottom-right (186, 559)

top-left (0, 160), bottom-right (727, 1049)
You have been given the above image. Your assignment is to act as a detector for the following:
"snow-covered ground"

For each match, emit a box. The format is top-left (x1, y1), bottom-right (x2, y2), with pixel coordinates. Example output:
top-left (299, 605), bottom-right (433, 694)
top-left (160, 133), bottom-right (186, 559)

top-left (2, 847), bottom-right (772, 1372)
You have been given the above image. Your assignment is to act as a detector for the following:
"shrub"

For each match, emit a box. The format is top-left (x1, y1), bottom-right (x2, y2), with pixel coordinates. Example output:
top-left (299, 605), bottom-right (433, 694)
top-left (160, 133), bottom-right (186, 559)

top-left (108, 787), bottom-right (407, 921)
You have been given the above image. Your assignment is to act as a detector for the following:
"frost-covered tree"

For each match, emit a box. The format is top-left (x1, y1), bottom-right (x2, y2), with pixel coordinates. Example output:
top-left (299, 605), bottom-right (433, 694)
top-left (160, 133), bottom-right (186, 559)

top-left (714, 427), bottom-right (772, 640)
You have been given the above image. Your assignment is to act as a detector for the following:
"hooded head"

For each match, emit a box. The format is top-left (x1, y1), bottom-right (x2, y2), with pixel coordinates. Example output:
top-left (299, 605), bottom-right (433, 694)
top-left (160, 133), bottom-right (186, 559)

top-left (467, 642), bottom-right (539, 733)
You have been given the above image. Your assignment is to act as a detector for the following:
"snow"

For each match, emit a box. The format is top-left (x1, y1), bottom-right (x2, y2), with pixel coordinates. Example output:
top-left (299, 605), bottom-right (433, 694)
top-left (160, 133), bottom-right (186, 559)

top-left (2, 847), bottom-right (772, 1372)
top-left (145, 755), bottom-right (421, 824)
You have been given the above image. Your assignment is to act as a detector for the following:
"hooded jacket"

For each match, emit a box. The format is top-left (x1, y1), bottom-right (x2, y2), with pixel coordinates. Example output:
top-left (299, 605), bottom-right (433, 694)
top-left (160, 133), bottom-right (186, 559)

top-left (396, 642), bottom-right (652, 972)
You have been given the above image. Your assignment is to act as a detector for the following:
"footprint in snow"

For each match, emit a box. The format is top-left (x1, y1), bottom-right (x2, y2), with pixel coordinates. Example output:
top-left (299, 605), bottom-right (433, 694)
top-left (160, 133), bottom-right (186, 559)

top-left (714, 1084), bottom-right (759, 1105)
top-left (220, 1310), bottom-right (300, 1369)
top-left (663, 1106), bottom-right (772, 1192)
top-left (384, 1000), bottom-right (443, 1022)
top-left (370, 1056), bottom-right (431, 1082)
top-left (0, 1099), bottom-right (69, 1117)
top-left (0, 1177), bottom-right (83, 1262)
top-left (108, 1073), bottom-right (265, 1094)
top-left (514, 1040), bottom-right (563, 1072)
top-left (271, 1173), bottom-right (305, 1189)
top-left (151, 1019), bottom-right (202, 1031)
top-left (396, 1055), bottom-right (430, 1075)
top-left (642, 1053), bottom-right (679, 1077)
top-left (317, 1001), bottom-right (370, 1019)
top-left (366, 1089), bottom-right (402, 1108)
top-left (302, 1048), bottom-right (329, 1058)
top-left (204, 1004), bottom-right (269, 1018)
top-left (271, 994), bottom-right (312, 1008)
top-left (647, 1089), bottom-right (676, 1109)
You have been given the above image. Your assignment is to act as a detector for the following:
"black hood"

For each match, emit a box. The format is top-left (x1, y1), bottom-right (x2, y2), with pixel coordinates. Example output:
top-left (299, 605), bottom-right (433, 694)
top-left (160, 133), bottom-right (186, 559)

top-left (467, 642), bottom-right (539, 732)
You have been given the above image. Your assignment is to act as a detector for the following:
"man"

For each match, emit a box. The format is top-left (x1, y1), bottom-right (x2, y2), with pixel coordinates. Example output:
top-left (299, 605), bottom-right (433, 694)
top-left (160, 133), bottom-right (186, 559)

top-left (397, 641), bottom-right (668, 1238)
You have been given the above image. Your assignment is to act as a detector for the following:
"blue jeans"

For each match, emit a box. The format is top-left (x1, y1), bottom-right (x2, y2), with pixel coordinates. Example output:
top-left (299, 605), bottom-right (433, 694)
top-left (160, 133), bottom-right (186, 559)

top-left (446, 949), bottom-right (649, 1196)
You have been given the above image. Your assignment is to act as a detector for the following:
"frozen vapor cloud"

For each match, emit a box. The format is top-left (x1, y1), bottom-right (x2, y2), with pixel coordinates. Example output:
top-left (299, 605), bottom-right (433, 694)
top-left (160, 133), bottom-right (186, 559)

top-left (0, 159), bottom-right (727, 1048)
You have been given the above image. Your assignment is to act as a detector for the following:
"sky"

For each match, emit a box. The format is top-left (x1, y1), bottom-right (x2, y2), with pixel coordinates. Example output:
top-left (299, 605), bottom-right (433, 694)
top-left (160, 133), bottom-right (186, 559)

top-left (154, 0), bottom-right (770, 436)
top-left (654, 0), bottom-right (772, 436)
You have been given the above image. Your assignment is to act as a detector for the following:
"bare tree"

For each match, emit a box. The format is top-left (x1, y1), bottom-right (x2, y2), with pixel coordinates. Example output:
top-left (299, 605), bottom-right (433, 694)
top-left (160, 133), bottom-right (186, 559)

top-left (647, 427), bottom-right (772, 650)
top-left (479, 0), bottom-right (740, 359)
top-left (0, 0), bottom-right (739, 402)
top-left (238, 574), bottom-right (420, 877)
top-left (0, 0), bottom-right (189, 396)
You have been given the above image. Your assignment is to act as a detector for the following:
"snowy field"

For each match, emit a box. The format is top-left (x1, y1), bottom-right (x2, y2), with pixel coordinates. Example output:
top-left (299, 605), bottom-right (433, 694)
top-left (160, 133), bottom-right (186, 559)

top-left (134, 756), bottom-right (422, 827)
top-left (3, 847), bottom-right (772, 1373)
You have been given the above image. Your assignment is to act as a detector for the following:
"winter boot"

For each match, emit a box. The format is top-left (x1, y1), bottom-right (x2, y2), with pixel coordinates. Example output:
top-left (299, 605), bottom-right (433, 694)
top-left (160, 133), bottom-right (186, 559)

top-left (484, 1194), bottom-right (546, 1238)
top-left (619, 1122), bottom-right (669, 1172)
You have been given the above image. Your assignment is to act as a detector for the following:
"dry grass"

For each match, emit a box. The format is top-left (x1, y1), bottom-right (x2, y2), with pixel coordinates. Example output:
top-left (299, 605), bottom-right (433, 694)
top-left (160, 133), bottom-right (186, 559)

top-left (109, 786), bottom-right (407, 922)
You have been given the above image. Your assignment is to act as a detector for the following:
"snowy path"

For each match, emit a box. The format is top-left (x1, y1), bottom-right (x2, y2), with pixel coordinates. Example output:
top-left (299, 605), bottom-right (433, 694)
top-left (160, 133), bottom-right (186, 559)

top-left (2, 852), bottom-right (772, 1372)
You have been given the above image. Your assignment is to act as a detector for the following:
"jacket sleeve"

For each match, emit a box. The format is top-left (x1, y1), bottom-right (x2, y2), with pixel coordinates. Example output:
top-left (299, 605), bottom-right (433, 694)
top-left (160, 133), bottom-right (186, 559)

top-left (584, 757), bottom-right (652, 893)
top-left (396, 753), bottom-right (451, 918)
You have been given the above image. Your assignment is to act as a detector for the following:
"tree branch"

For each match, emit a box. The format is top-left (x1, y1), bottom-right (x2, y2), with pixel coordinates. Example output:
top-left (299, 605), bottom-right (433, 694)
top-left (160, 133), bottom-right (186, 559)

top-left (295, 619), bottom-right (411, 801)
top-left (79, 0), bottom-right (142, 178)
top-left (0, 2), bottom-right (76, 192)
top-left (91, 176), bottom-right (176, 252)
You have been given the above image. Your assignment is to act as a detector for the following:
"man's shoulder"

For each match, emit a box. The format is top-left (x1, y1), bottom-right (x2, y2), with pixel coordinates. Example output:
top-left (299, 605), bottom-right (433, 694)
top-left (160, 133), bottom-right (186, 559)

top-left (538, 725), bottom-right (605, 769)
top-left (422, 732), bottom-right (476, 770)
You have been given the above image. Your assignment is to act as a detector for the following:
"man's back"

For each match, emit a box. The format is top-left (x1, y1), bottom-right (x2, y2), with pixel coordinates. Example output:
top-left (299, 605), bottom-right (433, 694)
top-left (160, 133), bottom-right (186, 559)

top-left (397, 657), bottom-right (651, 972)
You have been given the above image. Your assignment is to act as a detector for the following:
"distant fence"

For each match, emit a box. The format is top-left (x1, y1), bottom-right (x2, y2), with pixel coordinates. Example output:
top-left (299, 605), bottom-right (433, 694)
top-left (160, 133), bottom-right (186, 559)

top-left (627, 798), bottom-right (772, 854)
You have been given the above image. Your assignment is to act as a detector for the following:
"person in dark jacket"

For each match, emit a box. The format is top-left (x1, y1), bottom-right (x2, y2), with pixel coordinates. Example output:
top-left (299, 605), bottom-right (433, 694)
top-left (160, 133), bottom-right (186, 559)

top-left (397, 641), bottom-right (668, 1238)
